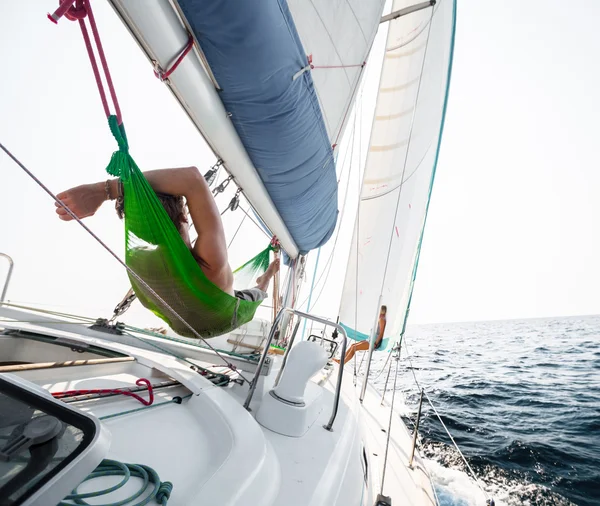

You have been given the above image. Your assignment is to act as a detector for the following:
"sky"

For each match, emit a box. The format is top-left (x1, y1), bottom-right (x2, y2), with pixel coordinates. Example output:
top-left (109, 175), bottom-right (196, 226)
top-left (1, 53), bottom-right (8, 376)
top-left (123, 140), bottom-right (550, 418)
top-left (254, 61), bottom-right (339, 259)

top-left (1, 0), bottom-right (599, 328)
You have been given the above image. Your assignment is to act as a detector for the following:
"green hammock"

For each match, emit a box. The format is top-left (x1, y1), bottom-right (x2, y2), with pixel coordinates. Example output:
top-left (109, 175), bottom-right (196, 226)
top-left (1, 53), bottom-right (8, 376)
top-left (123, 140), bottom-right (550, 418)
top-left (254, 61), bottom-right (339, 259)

top-left (105, 116), bottom-right (271, 338)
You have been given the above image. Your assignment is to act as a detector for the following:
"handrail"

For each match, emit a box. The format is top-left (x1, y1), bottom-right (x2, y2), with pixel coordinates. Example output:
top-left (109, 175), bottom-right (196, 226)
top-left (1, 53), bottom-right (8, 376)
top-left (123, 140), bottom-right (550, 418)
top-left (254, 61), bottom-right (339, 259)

top-left (243, 307), bottom-right (348, 431)
top-left (274, 319), bottom-right (301, 387)
top-left (0, 253), bottom-right (14, 303)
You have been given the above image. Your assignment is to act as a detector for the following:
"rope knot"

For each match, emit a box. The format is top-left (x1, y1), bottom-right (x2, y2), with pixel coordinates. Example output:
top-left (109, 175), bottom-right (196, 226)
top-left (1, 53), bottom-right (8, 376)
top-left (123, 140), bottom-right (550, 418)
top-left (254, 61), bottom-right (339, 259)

top-left (108, 115), bottom-right (129, 153)
top-left (63, 0), bottom-right (87, 21)
top-left (157, 481), bottom-right (173, 506)
top-left (105, 116), bottom-right (134, 180)
top-left (48, 0), bottom-right (87, 24)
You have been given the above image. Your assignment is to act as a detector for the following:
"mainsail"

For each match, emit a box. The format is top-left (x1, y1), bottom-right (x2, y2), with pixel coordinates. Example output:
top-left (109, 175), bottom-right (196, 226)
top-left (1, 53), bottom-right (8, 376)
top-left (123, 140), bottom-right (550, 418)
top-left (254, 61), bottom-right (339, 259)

top-left (338, 0), bottom-right (456, 348)
top-left (107, 0), bottom-right (386, 257)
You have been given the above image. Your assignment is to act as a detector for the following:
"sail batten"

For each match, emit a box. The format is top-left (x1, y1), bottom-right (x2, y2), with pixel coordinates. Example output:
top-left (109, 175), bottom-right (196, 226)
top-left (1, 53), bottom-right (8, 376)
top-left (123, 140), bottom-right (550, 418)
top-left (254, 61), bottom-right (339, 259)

top-left (338, 0), bottom-right (456, 348)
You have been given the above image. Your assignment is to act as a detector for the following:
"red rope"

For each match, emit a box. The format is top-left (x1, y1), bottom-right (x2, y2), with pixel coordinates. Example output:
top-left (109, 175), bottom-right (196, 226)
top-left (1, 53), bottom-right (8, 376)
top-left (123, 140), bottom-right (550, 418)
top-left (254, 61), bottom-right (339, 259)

top-left (52, 378), bottom-right (154, 406)
top-left (154, 35), bottom-right (195, 82)
top-left (48, 0), bottom-right (123, 124)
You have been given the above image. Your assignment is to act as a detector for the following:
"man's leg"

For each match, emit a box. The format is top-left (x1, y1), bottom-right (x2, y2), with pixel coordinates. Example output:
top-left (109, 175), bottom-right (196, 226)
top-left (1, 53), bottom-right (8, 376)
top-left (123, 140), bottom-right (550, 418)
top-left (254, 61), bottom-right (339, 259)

top-left (234, 258), bottom-right (280, 302)
top-left (255, 258), bottom-right (280, 292)
top-left (334, 340), bottom-right (369, 364)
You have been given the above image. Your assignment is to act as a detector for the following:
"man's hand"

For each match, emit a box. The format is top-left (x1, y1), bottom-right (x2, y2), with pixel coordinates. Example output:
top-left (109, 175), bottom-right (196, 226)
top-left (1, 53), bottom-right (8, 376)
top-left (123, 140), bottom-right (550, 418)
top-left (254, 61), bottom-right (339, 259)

top-left (55, 182), bottom-right (106, 221)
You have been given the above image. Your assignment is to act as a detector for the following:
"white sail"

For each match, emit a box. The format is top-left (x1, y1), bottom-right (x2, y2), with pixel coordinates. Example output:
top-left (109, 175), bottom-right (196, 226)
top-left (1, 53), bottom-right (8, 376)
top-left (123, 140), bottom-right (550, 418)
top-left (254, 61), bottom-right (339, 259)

top-left (338, 0), bottom-right (456, 347)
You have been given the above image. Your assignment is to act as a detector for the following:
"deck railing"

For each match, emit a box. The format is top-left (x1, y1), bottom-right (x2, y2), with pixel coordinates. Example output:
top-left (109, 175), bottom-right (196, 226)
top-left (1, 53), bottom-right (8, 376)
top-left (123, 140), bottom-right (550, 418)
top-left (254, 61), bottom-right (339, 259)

top-left (0, 253), bottom-right (14, 303)
top-left (243, 307), bottom-right (348, 431)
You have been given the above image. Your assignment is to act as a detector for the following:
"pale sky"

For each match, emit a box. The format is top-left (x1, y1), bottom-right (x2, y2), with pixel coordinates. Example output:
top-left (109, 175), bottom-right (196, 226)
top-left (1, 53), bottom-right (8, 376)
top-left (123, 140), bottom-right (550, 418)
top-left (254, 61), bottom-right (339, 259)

top-left (1, 1), bottom-right (599, 328)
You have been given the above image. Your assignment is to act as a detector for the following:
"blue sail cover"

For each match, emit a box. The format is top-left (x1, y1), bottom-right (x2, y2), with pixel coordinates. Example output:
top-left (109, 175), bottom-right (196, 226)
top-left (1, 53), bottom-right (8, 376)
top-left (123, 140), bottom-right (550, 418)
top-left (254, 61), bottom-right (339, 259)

top-left (178, 0), bottom-right (337, 254)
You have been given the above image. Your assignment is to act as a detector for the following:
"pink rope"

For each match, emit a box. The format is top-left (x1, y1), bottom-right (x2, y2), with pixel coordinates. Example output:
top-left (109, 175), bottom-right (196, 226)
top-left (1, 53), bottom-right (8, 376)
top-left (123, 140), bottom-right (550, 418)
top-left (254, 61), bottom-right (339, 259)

top-left (52, 378), bottom-right (155, 406)
top-left (154, 35), bottom-right (195, 82)
top-left (85, 2), bottom-right (123, 123)
top-left (78, 15), bottom-right (111, 119)
top-left (48, 0), bottom-right (123, 124)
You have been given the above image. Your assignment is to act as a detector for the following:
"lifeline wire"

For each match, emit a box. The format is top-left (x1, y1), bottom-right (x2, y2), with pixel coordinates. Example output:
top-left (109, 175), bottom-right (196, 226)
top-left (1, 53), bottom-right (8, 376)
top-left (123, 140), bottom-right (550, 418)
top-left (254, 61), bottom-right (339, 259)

top-left (0, 141), bottom-right (247, 380)
top-left (403, 337), bottom-right (491, 502)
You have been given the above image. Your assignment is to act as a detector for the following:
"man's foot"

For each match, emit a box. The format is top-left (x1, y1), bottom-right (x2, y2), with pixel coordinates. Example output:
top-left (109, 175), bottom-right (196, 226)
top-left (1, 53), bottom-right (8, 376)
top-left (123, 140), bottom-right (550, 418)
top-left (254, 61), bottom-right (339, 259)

top-left (55, 182), bottom-right (109, 221)
top-left (256, 258), bottom-right (280, 291)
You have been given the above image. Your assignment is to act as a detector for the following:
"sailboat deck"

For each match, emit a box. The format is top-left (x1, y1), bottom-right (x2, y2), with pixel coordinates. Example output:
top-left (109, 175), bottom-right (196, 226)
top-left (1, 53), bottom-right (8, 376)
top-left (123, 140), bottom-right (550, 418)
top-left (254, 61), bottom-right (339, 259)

top-left (359, 380), bottom-right (437, 505)
top-left (0, 308), bottom-right (437, 505)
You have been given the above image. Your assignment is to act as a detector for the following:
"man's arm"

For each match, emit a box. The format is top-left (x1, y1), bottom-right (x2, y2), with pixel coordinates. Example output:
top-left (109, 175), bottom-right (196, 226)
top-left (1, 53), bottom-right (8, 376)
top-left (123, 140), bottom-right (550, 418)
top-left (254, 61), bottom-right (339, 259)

top-left (55, 167), bottom-right (232, 293)
top-left (144, 167), bottom-right (232, 293)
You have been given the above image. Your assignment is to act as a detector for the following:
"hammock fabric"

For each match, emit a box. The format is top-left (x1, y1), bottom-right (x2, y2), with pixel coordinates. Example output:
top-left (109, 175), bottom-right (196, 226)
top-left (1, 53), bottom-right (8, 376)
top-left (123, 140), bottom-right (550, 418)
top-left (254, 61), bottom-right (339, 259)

top-left (105, 116), bottom-right (271, 338)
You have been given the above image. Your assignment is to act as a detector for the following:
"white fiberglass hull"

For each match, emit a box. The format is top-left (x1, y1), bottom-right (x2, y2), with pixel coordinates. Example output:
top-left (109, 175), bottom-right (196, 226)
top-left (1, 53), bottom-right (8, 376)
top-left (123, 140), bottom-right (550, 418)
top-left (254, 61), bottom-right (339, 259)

top-left (0, 305), bottom-right (435, 505)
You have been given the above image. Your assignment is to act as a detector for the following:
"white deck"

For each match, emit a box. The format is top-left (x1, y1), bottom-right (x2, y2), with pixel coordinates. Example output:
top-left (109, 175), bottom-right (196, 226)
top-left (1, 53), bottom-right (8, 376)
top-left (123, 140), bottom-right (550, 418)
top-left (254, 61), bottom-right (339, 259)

top-left (0, 306), bottom-right (436, 505)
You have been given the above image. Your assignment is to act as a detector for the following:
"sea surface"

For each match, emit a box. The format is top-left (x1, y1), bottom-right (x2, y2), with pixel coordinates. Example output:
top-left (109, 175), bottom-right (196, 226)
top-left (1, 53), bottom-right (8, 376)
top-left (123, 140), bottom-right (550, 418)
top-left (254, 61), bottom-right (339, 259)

top-left (368, 315), bottom-right (600, 506)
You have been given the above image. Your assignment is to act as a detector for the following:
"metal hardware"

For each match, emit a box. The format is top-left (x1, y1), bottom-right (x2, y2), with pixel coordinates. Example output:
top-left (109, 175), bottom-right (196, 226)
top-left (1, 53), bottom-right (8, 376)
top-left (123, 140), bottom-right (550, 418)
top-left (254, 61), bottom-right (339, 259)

top-left (360, 295), bottom-right (383, 402)
top-left (269, 389), bottom-right (305, 407)
top-left (380, 0), bottom-right (435, 24)
top-left (274, 319), bottom-right (301, 387)
top-left (308, 334), bottom-right (339, 359)
top-left (243, 307), bottom-right (348, 431)
top-left (89, 318), bottom-right (125, 335)
top-left (203, 159), bottom-right (223, 187)
top-left (110, 288), bottom-right (137, 321)
top-left (0, 253), bottom-right (14, 303)
top-left (375, 494), bottom-right (392, 506)
top-left (381, 342), bottom-right (401, 405)
top-left (244, 309), bottom-right (286, 411)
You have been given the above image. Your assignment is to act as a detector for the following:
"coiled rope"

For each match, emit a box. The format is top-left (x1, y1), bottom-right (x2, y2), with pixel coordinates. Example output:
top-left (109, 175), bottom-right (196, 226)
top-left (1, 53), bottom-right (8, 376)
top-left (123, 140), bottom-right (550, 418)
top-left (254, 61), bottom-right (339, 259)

top-left (59, 459), bottom-right (172, 506)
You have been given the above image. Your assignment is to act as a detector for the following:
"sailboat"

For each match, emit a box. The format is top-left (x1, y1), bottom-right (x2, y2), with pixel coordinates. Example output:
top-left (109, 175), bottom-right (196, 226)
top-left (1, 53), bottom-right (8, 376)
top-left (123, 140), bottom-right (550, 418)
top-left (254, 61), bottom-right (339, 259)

top-left (0, 0), bottom-right (461, 505)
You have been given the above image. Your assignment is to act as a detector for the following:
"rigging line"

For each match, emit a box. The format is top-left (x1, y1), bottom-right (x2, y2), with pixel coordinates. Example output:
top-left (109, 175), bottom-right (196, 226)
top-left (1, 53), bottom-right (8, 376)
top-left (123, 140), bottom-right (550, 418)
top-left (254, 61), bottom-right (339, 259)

top-left (122, 329), bottom-right (246, 384)
top-left (380, 346), bottom-right (401, 495)
top-left (371, 8), bottom-right (435, 344)
top-left (402, 338), bottom-right (422, 391)
top-left (353, 83), bottom-right (364, 380)
top-left (227, 211), bottom-right (247, 249)
top-left (296, 79), bottom-right (365, 313)
top-left (296, 75), bottom-right (365, 314)
top-left (371, 347), bottom-right (393, 381)
top-left (297, 106), bottom-right (359, 311)
top-left (0, 300), bottom-right (100, 315)
top-left (402, 337), bottom-right (491, 502)
top-left (424, 392), bottom-right (491, 502)
top-left (0, 319), bottom-right (102, 325)
top-left (238, 205), bottom-right (272, 240)
top-left (0, 302), bottom-right (98, 323)
top-left (0, 142), bottom-right (246, 379)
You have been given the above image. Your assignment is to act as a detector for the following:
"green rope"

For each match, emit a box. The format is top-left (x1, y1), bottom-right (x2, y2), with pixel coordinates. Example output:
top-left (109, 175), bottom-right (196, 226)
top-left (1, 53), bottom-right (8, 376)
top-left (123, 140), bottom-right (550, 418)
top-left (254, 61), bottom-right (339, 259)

top-left (232, 243), bottom-right (274, 276)
top-left (99, 394), bottom-right (192, 421)
top-left (105, 116), bottom-right (132, 181)
top-left (59, 459), bottom-right (172, 506)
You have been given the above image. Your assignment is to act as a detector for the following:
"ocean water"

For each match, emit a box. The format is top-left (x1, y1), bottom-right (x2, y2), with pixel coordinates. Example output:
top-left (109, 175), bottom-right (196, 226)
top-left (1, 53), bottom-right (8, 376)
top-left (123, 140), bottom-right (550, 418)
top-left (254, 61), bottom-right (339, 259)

top-left (369, 315), bottom-right (600, 506)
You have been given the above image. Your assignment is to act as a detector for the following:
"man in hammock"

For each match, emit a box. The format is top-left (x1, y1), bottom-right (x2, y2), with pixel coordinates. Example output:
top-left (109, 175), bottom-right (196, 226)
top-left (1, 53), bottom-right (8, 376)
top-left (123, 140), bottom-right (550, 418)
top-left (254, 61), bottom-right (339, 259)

top-left (55, 166), bottom-right (280, 302)
top-left (335, 305), bottom-right (387, 365)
